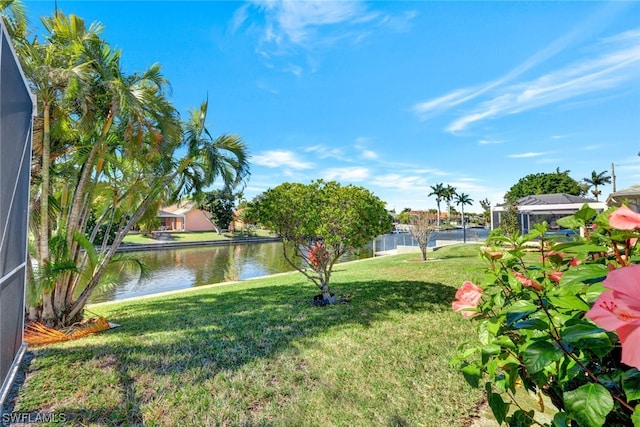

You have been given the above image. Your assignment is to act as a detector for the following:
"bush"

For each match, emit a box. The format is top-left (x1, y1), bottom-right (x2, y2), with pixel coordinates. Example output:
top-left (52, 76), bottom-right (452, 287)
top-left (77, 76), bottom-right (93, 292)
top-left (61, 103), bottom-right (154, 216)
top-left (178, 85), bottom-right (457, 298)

top-left (452, 204), bottom-right (640, 426)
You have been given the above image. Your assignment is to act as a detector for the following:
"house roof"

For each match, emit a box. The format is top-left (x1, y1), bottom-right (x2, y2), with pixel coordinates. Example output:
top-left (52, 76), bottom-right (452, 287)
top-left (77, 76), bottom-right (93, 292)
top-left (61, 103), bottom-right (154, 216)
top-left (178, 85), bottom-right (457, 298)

top-left (607, 184), bottom-right (640, 199)
top-left (158, 201), bottom-right (198, 217)
top-left (493, 193), bottom-right (606, 214)
top-left (607, 185), bottom-right (640, 210)
top-left (516, 193), bottom-right (596, 206)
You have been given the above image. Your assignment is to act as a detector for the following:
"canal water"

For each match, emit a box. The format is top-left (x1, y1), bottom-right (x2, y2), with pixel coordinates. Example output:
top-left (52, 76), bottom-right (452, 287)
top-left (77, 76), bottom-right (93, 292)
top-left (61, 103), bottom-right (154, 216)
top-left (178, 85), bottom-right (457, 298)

top-left (90, 228), bottom-right (489, 304)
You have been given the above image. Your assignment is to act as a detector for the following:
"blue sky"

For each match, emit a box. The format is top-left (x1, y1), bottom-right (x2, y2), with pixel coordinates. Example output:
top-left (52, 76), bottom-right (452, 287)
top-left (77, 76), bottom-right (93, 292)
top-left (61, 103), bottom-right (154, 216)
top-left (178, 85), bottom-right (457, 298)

top-left (24, 1), bottom-right (640, 212)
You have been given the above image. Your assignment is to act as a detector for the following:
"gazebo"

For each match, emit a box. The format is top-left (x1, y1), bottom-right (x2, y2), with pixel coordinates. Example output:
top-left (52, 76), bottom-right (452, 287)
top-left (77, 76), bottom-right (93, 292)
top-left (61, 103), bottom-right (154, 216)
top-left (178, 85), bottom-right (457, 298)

top-left (491, 193), bottom-right (607, 234)
top-left (606, 184), bottom-right (640, 212)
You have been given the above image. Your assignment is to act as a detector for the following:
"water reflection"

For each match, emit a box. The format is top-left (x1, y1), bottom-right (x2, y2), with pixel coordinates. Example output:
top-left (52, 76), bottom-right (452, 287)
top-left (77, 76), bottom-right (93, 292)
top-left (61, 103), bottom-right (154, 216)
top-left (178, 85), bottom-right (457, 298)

top-left (90, 241), bottom-right (371, 304)
top-left (90, 229), bottom-right (489, 304)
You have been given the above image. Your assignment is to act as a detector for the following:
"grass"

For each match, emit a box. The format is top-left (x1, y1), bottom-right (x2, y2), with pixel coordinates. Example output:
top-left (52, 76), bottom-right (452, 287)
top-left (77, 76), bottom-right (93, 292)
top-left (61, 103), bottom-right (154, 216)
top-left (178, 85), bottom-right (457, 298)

top-left (122, 229), bottom-right (275, 245)
top-left (13, 244), bottom-right (488, 426)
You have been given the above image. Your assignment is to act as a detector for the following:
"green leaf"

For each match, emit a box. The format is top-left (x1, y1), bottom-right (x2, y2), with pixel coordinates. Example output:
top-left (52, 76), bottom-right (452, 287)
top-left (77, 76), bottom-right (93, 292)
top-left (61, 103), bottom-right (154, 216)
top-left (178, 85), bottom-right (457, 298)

top-left (506, 300), bottom-right (538, 326)
top-left (547, 295), bottom-right (590, 311)
top-left (513, 318), bottom-right (549, 330)
top-left (486, 385), bottom-right (509, 424)
top-left (481, 344), bottom-right (501, 365)
top-left (551, 412), bottom-right (570, 427)
top-left (522, 341), bottom-right (564, 374)
top-left (632, 405), bottom-right (640, 427)
top-left (557, 215), bottom-right (584, 230)
top-left (560, 323), bottom-right (613, 357)
top-left (560, 264), bottom-right (608, 287)
top-left (574, 205), bottom-right (598, 223)
top-left (461, 363), bottom-right (481, 388)
top-left (622, 369), bottom-right (640, 401)
top-left (509, 409), bottom-right (535, 427)
top-left (493, 335), bottom-right (516, 350)
top-left (564, 383), bottom-right (614, 427)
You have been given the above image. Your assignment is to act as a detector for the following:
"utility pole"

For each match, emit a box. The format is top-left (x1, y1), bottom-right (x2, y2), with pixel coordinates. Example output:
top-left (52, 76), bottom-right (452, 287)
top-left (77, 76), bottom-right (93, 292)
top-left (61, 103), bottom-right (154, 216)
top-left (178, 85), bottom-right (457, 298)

top-left (611, 162), bottom-right (617, 192)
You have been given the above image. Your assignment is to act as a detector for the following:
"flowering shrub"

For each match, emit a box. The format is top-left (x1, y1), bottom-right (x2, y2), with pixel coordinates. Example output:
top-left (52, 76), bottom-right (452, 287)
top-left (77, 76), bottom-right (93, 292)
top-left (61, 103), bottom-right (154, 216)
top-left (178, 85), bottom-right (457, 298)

top-left (307, 241), bottom-right (329, 272)
top-left (452, 204), bottom-right (640, 426)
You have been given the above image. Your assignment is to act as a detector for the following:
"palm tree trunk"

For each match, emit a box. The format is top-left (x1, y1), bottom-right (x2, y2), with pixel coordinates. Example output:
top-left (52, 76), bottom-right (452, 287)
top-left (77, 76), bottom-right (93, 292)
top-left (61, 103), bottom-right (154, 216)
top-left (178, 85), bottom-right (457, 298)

top-left (66, 190), bottom-right (157, 320)
top-left (65, 113), bottom-right (113, 248)
top-left (38, 104), bottom-right (56, 324)
top-left (39, 104), bottom-right (50, 269)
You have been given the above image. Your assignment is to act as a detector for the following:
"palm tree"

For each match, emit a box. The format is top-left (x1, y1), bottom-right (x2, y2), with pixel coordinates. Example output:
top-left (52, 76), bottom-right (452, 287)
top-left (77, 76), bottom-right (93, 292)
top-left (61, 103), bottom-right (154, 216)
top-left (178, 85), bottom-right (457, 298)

top-left (17, 13), bottom-right (97, 323)
top-left (0, 0), bottom-right (28, 39)
top-left (68, 100), bottom-right (249, 322)
top-left (428, 183), bottom-right (446, 227)
top-left (443, 184), bottom-right (457, 226)
top-left (583, 170), bottom-right (612, 201)
top-left (454, 192), bottom-right (473, 243)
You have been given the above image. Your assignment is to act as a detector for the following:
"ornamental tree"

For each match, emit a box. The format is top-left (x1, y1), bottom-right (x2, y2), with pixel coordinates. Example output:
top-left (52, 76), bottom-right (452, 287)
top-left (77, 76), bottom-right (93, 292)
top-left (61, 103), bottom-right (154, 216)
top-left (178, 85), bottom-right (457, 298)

top-left (249, 180), bottom-right (392, 303)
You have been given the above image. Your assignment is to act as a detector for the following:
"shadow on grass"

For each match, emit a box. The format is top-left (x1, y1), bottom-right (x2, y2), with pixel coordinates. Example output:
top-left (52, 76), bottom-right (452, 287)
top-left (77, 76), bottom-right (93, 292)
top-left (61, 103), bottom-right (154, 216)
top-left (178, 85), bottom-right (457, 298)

top-left (26, 278), bottom-right (457, 423)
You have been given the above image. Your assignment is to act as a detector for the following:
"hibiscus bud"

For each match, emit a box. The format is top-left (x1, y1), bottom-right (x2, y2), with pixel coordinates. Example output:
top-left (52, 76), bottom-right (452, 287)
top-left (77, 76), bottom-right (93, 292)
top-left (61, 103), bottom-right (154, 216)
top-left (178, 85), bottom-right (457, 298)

top-left (548, 271), bottom-right (563, 283)
top-left (513, 271), bottom-right (543, 291)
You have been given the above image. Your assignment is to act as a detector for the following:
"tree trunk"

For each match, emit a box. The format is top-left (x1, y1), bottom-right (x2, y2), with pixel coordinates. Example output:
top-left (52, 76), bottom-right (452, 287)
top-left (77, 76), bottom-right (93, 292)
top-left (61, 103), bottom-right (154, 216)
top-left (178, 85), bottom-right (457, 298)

top-left (321, 286), bottom-right (331, 301)
top-left (41, 290), bottom-right (56, 326)
top-left (65, 113), bottom-right (113, 249)
top-left (67, 188), bottom-right (159, 321)
top-left (39, 104), bottom-right (51, 277)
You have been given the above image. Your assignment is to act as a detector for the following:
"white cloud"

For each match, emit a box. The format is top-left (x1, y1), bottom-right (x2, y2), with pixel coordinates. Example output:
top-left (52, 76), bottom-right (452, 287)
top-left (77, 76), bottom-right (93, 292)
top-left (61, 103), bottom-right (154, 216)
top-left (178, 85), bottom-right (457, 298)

top-left (323, 167), bottom-right (369, 181)
top-left (444, 29), bottom-right (640, 132)
top-left (372, 174), bottom-right (428, 190)
top-left (305, 144), bottom-right (344, 159)
top-left (243, 0), bottom-right (417, 62)
top-left (361, 149), bottom-right (378, 160)
top-left (411, 89), bottom-right (476, 120)
top-left (508, 152), bottom-right (548, 159)
top-left (253, 150), bottom-right (313, 169)
top-left (478, 139), bottom-right (504, 145)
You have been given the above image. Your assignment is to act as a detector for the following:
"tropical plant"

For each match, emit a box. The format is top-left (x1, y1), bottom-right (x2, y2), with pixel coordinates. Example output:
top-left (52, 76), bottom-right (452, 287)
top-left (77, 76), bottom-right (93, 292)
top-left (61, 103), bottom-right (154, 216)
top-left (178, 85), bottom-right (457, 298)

top-left (452, 204), bottom-right (640, 426)
top-left (454, 192), bottom-right (473, 243)
top-left (428, 183), bottom-right (446, 227)
top-left (583, 170), bottom-right (612, 201)
top-left (248, 180), bottom-right (392, 303)
top-left (18, 12), bottom-right (249, 327)
top-left (444, 184), bottom-right (457, 225)
top-left (0, 0), bottom-right (28, 39)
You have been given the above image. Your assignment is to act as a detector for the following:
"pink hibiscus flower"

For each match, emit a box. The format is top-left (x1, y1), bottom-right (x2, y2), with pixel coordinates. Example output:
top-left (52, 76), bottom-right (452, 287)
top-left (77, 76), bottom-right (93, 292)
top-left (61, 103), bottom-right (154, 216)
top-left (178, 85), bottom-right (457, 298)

top-left (586, 264), bottom-right (640, 370)
top-left (452, 281), bottom-right (483, 318)
top-left (608, 205), bottom-right (640, 231)
top-left (513, 271), bottom-right (543, 291)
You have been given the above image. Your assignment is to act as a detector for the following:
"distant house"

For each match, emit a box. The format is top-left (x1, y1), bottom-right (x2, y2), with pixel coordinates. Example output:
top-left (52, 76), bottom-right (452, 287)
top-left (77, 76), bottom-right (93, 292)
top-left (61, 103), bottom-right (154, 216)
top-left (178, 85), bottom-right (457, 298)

top-left (491, 193), bottom-right (607, 233)
top-left (158, 201), bottom-right (218, 232)
top-left (607, 184), bottom-right (640, 212)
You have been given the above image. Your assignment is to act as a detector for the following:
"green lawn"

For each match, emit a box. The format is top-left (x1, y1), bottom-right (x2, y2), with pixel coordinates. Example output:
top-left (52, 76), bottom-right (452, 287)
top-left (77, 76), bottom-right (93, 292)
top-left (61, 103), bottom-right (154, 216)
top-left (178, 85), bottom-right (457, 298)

top-left (14, 244), bottom-right (487, 426)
